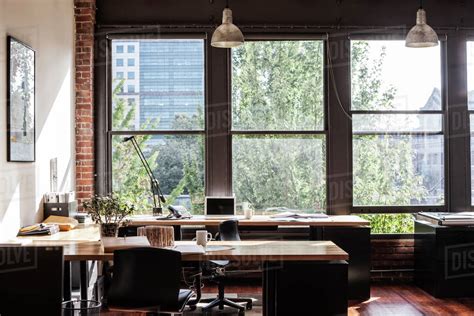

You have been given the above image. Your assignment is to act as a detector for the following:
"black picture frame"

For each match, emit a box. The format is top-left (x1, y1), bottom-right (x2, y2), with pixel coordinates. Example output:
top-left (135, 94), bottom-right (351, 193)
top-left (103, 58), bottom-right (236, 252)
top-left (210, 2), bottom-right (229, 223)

top-left (7, 36), bottom-right (36, 162)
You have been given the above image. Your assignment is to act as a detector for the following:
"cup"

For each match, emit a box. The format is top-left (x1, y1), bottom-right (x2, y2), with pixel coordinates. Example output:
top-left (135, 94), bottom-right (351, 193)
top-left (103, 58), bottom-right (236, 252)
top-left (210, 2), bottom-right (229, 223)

top-left (196, 230), bottom-right (213, 247)
top-left (242, 202), bottom-right (253, 219)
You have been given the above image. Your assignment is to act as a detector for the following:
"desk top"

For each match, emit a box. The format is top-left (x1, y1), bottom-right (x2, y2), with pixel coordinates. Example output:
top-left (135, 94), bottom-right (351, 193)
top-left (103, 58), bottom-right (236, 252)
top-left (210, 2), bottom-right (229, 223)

top-left (12, 224), bottom-right (348, 261)
top-left (129, 215), bottom-right (369, 227)
top-left (16, 224), bottom-right (100, 243)
top-left (59, 240), bottom-right (348, 262)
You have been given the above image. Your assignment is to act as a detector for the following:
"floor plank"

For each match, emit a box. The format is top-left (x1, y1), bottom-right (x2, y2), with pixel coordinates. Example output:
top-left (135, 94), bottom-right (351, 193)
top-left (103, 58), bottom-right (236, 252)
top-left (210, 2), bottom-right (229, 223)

top-left (102, 284), bottom-right (474, 315)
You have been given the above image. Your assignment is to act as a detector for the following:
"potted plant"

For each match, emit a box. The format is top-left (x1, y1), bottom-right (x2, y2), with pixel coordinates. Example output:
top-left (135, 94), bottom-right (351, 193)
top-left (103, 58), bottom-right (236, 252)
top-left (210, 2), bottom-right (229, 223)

top-left (82, 194), bottom-right (135, 237)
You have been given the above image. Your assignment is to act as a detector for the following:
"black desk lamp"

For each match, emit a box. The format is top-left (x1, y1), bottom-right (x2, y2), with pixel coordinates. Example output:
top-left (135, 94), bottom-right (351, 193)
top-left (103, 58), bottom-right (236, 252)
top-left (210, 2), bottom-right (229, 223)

top-left (123, 136), bottom-right (166, 216)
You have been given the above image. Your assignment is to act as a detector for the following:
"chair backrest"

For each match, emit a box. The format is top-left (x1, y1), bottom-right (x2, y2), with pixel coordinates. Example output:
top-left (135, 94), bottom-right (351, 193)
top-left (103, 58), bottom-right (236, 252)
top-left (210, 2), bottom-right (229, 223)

top-left (218, 220), bottom-right (241, 241)
top-left (0, 246), bottom-right (63, 316)
top-left (107, 247), bottom-right (182, 308)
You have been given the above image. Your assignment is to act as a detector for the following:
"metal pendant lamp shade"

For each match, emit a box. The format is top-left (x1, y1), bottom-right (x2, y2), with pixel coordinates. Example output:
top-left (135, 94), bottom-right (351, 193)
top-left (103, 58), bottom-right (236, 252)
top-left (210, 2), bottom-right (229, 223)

top-left (405, 8), bottom-right (439, 48)
top-left (211, 8), bottom-right (244, 48)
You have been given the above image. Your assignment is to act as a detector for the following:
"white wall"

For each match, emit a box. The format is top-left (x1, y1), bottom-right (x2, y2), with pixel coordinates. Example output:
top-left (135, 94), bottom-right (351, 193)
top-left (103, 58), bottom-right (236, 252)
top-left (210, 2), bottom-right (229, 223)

top-left (0, 0), bottom-right (75, 239)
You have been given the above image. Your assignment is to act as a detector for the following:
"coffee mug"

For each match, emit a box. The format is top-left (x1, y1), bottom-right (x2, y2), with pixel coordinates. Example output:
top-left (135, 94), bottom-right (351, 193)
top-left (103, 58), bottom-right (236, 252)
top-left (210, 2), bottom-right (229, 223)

top-left (242, 202), bottom-right (253, 219)
top-left (196, 230), bottom-right (213, 247)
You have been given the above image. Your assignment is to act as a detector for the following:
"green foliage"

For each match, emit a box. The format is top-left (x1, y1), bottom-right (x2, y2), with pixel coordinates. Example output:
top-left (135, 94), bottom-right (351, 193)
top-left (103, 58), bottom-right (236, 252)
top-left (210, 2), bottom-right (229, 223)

top-left (111, 79), bottom-right (205, 214)
top-left (360, 214), bottom-right (414, 234)
top-left (82, 194), bottom-right (135, 225)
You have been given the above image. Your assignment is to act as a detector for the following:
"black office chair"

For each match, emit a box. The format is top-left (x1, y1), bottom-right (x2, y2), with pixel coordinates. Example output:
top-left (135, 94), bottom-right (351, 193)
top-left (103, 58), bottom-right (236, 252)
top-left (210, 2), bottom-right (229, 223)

top-left (201, 220), bottom-right (253, 315)
top-left (107, 247), bottom-right (193, 315)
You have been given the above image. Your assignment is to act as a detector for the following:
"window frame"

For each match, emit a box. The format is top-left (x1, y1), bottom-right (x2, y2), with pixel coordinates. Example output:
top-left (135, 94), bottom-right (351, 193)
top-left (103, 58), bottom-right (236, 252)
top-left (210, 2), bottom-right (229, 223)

top-left (349, 35), bottom-right (449, 214)
top-left (466, 38), bottom-right (474, 206)
top-left (95, 29), bottom-right (473, 218)
top-left (104, 33), bottom-right (208, 200)
top-left (229, 35), bottom-right (329, 212)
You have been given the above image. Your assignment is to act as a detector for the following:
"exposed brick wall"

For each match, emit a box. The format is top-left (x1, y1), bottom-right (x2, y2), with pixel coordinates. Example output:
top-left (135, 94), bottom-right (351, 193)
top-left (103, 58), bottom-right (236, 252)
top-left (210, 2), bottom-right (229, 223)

top-left (371, 237), bottom-right (414, 283)
top-left (74, 0), bottom-right (96, 209)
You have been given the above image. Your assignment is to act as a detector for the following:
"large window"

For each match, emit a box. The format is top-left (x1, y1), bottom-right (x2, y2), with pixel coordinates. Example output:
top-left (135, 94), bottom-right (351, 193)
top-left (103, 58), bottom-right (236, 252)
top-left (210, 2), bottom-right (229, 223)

top-left (231, 40), bottom-right (326, 214)
top-left (110, 39), bottom-right (205, 214)
top-left (351, 40), bottom-right (445, 208)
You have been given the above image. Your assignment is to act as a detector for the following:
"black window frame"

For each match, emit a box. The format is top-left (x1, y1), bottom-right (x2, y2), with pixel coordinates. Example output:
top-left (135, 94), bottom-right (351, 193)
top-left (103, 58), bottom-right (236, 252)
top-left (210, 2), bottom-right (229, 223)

top-left (102, 32), bottom-right (208, 205)
top-left (348, 34), bottom-right (449, 214)
top-left (229, 34), bottom-right (330, 213)
top-left (94, 28), bottom-right (474, 217)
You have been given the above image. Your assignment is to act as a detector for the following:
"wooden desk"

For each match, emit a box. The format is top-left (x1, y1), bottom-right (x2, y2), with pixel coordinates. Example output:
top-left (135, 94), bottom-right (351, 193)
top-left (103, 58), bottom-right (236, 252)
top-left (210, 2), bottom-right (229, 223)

top-left (129, 214), bottom-right (369, 227)
top-left (19, 225), bottom-right (350, 315)
top-left (59, 240), bottom-right (348, 262)
top-left (59, 238), bottom-right (348, 316)
top-left (17, 224), bottom-right (100, 243)
top-left (125, 214), bottom-right (371, 300)
top-left (16, 224), bottom-right (101, 301)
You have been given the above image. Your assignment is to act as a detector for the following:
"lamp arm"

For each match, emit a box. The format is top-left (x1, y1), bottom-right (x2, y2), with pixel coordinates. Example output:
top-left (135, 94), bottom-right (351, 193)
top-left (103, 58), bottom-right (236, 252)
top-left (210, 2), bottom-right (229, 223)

top-left (127, 137), bottom-right (167, 210)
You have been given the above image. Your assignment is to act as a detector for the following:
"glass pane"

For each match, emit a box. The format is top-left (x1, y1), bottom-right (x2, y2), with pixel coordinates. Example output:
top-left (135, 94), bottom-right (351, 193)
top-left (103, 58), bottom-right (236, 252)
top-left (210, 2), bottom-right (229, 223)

top-left (232, 41), bottom-right (325, 131)
top-left (359, 214), bottom-right (414, 234)
top-left (353, 135), bottom-right (444, 206)
top-left (353, 114), bottom-right (443, 133)
top-left (351, 40), bottom-right (441, 111)
top-left (111, 39), bottom-right (205, 131)
top-left (232, 135), bottom-right (326, 214)
top-left (112, 135), bottom-right (205, 215)
top-left (468, 42), bottom-right (474, 110)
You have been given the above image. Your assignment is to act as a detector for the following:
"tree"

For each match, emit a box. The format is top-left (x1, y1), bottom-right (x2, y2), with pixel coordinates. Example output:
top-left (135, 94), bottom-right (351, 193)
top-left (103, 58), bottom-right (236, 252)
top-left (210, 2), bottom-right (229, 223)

top-left (111, 40), bottom-right (427, 232)
top-left (111, 80), bottom-right (205, 214)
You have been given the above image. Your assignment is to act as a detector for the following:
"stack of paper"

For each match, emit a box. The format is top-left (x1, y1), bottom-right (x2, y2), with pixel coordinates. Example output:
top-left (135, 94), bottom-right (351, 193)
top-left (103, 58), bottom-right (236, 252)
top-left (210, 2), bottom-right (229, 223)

top-left (417, 212), bottom-right (474, 226)
top-left (270, 211), bottom-right (328, 219)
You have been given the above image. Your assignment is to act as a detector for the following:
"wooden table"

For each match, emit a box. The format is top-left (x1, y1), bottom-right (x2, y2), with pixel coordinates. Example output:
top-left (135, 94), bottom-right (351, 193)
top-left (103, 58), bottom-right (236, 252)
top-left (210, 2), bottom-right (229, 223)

top-left (61, 239), bottom-right (348, 316)
top-left (17, 224), bottom-right (101, 301)
top-left (60, 239), bottom-right (348, 262)
top-left (19, 225), bottom-right (349, 315)
top-left (126, 214), bottom-right (371, 300)
top-left (129, 214), bottom-right (369, 227)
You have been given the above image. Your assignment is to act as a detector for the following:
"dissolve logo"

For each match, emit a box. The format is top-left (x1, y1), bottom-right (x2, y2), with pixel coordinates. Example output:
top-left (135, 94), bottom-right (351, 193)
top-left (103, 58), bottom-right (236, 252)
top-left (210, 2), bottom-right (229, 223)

top-left (0, 247), bottom-right (38, 274)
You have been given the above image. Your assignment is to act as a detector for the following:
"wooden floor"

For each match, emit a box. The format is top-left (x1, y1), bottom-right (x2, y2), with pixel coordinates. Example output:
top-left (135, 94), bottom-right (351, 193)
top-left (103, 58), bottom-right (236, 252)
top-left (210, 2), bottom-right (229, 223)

top-left (102, 284), bottom-right (474, 315)
top-left (349, 284), bottom-right (474, 316)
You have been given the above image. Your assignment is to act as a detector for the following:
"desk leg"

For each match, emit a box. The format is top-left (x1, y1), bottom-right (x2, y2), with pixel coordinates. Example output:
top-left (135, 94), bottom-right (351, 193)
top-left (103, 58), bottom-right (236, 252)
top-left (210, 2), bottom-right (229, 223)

top-left (263, 261), bottom-right (348, 316)
top-left (64, 261), bottom-right (72, 301)
top-left (173, 225), bottom-right (182, 241)
top-left (80, 261), bottom-right (88, 300)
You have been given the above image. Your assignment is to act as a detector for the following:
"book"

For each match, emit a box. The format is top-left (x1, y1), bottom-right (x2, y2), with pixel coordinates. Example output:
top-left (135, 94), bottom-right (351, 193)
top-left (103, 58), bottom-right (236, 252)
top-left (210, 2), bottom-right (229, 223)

top-left (17, 223), bottom-right (60, 236)
top-left (270, 211), bottom-right (328, 219)
top-left (416, 212), bottom-right (474, 226)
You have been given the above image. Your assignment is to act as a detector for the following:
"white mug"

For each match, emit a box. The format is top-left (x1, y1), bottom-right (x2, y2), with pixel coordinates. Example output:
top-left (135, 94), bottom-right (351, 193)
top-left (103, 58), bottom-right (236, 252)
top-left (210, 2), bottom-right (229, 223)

top-left (196, 230), bottom-right (213, 247)
top-left (242, 202), bottom-right (253, 219)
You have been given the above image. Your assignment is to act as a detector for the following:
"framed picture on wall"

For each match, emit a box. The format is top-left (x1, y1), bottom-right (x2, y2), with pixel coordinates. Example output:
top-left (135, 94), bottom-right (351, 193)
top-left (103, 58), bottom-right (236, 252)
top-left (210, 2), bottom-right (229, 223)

top-left (7, 36), bottom-right (35, 162)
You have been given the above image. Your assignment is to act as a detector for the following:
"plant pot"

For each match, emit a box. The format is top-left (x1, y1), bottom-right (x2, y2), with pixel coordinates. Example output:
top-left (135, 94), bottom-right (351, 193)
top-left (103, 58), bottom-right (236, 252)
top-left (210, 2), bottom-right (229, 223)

top-left (100, 223), bottom-right (119, 237)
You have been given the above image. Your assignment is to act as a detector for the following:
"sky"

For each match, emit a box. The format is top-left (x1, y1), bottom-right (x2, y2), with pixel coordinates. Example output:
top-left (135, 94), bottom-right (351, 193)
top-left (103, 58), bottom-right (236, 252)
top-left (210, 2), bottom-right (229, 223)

top-left (357, 40), bottom-right (441, 111)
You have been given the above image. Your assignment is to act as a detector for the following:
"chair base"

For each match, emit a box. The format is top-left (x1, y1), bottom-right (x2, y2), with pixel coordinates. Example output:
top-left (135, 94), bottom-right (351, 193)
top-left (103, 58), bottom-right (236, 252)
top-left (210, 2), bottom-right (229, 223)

top-left (201, 297), bottom-right (252, 311)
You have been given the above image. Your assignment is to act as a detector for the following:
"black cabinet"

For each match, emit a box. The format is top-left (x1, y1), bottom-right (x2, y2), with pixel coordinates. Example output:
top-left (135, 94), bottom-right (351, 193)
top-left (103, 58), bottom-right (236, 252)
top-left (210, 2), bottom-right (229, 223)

top-left (415, 220), bottom-right (474, 297)
top-left (263, 261), bottom-right (348, 316)
top-left (310, 226), bottom-right (371, 300)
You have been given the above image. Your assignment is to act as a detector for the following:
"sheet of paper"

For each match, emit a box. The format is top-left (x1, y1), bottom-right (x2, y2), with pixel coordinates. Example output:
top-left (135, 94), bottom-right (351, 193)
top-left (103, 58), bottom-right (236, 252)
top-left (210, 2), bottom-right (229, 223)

top-left (172, 244), bottom-right (205, 254)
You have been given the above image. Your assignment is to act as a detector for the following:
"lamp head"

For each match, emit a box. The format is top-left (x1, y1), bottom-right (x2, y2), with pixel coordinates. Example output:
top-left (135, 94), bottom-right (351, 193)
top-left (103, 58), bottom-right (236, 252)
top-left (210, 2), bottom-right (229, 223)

top-left (211, 8), bottom-right (244, 48)
top-left (405, 8), bottom-right (439, 48)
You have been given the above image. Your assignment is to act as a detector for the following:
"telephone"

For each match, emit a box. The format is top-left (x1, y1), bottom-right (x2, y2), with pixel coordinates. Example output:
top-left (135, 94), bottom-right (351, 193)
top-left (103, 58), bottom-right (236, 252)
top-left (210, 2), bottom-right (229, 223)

top-left (167, 205), bottom-right (192, 219)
